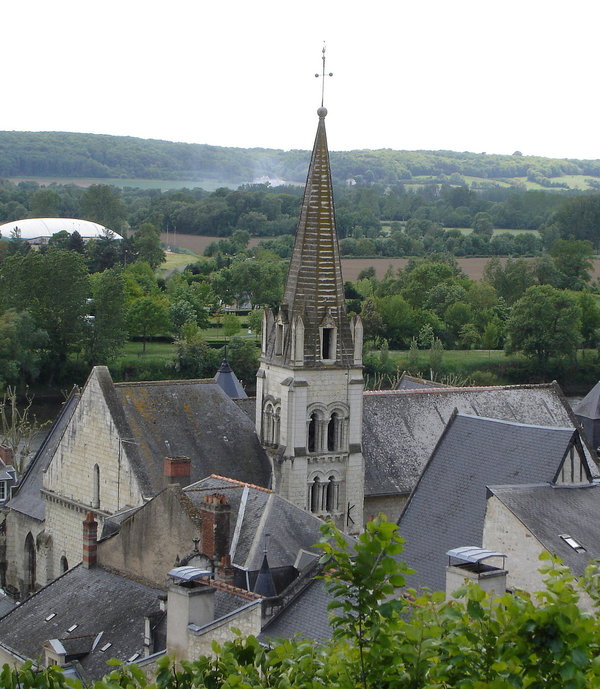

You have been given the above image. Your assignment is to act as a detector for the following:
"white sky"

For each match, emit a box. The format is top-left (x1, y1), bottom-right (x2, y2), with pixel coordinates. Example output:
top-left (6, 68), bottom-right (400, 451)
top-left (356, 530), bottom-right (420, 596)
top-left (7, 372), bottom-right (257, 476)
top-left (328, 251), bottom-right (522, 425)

top-left (3, 0), bottom-right (600, 159)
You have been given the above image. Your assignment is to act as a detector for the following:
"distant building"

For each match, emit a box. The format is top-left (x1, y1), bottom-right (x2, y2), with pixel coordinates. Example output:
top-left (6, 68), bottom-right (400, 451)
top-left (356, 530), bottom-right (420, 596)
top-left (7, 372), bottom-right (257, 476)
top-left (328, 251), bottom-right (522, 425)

top-left (0, 218), bottom-right (123, 244)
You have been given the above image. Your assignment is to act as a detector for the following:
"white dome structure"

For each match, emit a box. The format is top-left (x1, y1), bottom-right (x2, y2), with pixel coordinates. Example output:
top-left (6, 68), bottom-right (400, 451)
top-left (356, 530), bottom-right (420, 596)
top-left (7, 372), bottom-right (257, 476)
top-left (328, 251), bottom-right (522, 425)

top-left (0, 218), bottom-right (123, 244)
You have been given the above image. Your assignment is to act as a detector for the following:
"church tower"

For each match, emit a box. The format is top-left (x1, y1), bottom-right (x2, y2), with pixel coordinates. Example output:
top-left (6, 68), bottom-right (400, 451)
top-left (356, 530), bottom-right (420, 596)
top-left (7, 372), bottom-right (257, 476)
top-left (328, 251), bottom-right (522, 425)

top-left (256, 62), bottom-right (364, 533)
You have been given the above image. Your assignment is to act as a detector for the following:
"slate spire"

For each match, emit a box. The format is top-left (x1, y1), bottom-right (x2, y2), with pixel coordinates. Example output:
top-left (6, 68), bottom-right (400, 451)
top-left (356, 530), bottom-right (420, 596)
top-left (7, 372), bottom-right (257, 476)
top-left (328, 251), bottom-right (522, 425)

top-left (276, 106), bottom-right (354, 365)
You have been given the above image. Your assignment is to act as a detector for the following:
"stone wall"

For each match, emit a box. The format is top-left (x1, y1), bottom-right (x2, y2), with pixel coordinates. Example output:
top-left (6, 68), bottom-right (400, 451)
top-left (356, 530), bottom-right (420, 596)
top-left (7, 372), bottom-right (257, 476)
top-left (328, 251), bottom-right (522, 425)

top-left (98, 486), bottom-right (199, 586)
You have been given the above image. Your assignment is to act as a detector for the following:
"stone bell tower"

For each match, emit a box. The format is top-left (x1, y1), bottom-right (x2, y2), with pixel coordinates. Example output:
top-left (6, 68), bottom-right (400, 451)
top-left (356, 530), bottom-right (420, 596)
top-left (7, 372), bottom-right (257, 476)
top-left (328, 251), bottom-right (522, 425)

top-left (256, 65), bottom-right (364, 533)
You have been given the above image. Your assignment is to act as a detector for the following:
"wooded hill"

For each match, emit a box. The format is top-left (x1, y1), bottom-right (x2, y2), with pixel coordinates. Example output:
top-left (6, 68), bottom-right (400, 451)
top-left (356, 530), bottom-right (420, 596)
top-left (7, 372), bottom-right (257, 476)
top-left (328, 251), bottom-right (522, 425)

top-left (3, 131), bottom-right (600, 190)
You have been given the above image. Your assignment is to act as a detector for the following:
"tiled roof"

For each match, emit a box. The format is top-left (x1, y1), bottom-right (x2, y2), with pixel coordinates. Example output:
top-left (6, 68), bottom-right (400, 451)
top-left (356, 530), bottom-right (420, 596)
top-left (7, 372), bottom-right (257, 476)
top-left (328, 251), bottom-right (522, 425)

top-left (363, 383), bottom-right (597, 496)
top-left (488, 483), bottom-right (600, 578)
top-left (184, 475), bottom-right (324, 571)
top-left (0, 565), bottom-right (163, 683)
top-left (90, 367), bottom-right (272, 497)
top-left (397, 413), bottom-right (580, 593)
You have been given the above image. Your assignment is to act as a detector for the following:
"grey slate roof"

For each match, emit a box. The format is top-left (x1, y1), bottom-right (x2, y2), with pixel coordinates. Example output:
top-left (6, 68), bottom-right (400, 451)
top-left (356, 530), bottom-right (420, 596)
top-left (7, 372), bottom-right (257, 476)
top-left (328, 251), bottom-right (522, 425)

top-left (0, 564), bottom-right (163, 683)
top-left (397, 413), bottom-right (582, 593)
top-left (7, 393), bottom-right (79, 521)
top-left (215, 359), bottom-right (248, 399)
top-left (363, 383), bottom-right (597, 497)
top-left (396, 372), bottom-right (448, 390)
top-left (184, 475), bottom-right (324, 571)
top-left (573, 380), bottom-right (600, 419)
top-left (488, 483), bottom-right (600, 578)
top-left (91, 367), bottom-right (272, 497)
top-left (261, 577), bottom-right (333, 641)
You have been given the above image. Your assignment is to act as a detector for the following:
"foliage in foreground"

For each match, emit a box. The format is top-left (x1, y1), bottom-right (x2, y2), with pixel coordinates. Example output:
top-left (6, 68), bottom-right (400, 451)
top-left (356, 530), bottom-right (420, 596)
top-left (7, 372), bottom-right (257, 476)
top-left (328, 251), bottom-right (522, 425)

top-left (4, 516), bottom-right (600, 688)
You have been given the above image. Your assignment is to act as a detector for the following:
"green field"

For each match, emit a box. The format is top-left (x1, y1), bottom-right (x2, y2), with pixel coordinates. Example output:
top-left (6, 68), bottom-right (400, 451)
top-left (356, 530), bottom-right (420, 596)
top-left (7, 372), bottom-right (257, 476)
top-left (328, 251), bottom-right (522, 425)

top-left (7, 176), bottom-right (237, 192)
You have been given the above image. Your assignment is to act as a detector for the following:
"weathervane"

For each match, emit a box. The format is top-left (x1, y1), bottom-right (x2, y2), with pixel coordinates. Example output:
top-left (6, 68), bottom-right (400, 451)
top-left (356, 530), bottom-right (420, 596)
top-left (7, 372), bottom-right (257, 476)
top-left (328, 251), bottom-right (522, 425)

top-left (315, 43), bottom-right (333, 107)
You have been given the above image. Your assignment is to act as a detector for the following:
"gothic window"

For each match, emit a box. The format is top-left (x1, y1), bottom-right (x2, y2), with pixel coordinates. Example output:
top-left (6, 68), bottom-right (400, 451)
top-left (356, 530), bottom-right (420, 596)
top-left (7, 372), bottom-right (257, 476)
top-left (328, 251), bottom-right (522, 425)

top-left (321, 327), bottom-right (334, 360)
top-left (24, 533), bottom-right (36, 595)
top-left (92, 464), bottom-right (100, 509)
top-left (60, 556), bottom-right (69, 573)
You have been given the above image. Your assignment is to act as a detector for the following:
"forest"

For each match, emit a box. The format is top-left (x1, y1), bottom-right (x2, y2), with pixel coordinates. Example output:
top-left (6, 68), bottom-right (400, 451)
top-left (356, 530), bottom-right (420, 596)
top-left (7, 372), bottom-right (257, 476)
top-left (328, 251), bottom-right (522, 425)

top-left (3, 130), bottom-right (600, 188)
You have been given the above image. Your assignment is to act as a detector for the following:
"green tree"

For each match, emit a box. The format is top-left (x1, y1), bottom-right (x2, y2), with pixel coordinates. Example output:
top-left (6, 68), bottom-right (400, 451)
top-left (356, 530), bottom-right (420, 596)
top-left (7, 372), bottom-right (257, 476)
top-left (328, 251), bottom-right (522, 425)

top-left (578, 291), bottom-right (600, 348)
top-left (127, 296), bottom-right (170, 354)
top-left (483, 256), bottom-right (535, 305)
top-left (173, 324), bottom-right (221, 378)
top-left (472, 211), bottom-right (494, 238)
top-left (133, 222), bottom-right (165, 270)
top-left (0, 310), bottom-right (48, 388)
top-left (246, 309), bottom-right (263, 339)
top-left (226, 337), bottom-right (259, 387)
top-left (549, 238), bottom-right (594, 287)
top-left (505, 285), bottom-right (582, 365)
top-left (84, 268), bottom-right (127, 365)
top-left (80, 184), bottom-right (127, 231)
top-left (0, 248), bottom-right (89, 378)
top-left (222, 312), bottom-right (241, 339)
top-left (29, 189), bottom-right (60, 218)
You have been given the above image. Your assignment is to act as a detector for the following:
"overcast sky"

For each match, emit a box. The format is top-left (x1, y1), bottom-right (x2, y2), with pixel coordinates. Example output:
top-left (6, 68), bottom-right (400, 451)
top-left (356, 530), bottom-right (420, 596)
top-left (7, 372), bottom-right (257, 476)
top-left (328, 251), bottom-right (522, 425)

top-left (4, 0), bottom-right (600, 159)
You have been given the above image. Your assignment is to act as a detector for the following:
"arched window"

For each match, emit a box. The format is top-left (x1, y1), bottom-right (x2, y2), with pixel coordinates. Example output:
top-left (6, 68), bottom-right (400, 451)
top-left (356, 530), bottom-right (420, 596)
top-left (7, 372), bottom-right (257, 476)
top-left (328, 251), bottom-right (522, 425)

top-left (24, 533), bottom-right (36, 595)
top-left (327, 413), bottom-right (339, 451)
top-left (60, 556), bottom-right (69, 573)
top-left (92, 464), bottom-right (100, 509)
top-left (273, 406), bottom-right (281, 446)
top-left (262, 403), bottom-right (274, 445)
top-left (326, 476), bottom-right (338, 513)
top-left (310, 477), bottom-right (321, 513)
top-left (308, 412), bottom-right (318, 452)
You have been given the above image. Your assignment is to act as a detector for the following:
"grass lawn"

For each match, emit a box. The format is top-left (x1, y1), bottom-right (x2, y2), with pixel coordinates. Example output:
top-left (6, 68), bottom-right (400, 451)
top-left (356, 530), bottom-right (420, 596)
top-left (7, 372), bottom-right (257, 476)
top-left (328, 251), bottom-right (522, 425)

top-left (157, 250), bottom-right (200, 276)
top-left (121, 341), bottom-right (176, 358)
top-left (388, 348), bottom-right (523, 367)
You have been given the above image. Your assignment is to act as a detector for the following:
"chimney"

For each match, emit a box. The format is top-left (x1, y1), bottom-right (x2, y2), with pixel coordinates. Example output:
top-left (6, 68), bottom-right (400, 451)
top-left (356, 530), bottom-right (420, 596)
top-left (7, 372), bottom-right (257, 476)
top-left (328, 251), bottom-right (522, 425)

top-left (82, 512), bottom-right (98, 569)
top-left (166, 578), bottom-right (215, 658)
top-left (445, 547), bottom-right (507, 600)
top-left (163, 456), bottom-right (191, 488)
top-left (200, 494), bottom-right (231, 565)
top-left (0, 445), bottom-right (13, 467)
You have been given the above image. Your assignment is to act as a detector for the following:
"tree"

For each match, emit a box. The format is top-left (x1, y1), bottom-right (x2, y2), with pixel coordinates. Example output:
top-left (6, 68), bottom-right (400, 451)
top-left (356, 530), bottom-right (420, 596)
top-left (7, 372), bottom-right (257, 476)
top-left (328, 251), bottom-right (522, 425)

top-left (226, 337), bottom-right (259, 387)
top-left (505, 285), bottom-right (582, 365)
top-left (246, 309), bottom-right (263, 340)
top-left (222, 313), bottom-right (241, 339)
top-left (472, 211), bottom-right (494, 238)
top-left (133, 222), bottom-right (165, 270)
top-left (553, 193), bottom-right (600, 244)
top-left (80, 184), bottom-right (127, 231)
top-left (173, 323), bottom-right (221, 378)
top-left (549, 238), bottom-right (594, 287)
top-left (84, 268), bottom-right (127, 365)
top-left (29, 189), bottom-right (59, 218)
top-left (127, 296), bottom-right (170, 354)
top-left (0, 387), bottom-right (47, 474)
top-left (0, 248), bottom-right (89, 378)
top-left (0, 310), bottom-right (48, 388)
top-left (578, 291), bottom-right (600, 348)
top-left (483, 257), bottom-right (535, 305)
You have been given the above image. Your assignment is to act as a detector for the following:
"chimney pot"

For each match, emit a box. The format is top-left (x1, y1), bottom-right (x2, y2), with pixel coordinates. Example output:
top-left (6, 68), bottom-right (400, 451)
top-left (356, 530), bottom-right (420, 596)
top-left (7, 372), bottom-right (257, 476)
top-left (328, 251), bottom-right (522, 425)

top-left (163, 456), bottom-right (192, 487)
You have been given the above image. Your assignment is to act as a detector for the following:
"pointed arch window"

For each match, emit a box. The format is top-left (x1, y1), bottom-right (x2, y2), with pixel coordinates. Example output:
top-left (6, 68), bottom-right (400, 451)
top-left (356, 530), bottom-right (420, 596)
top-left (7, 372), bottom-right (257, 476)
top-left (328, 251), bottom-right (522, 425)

top-left (24, 533), bottom-right (36, 595)
top-left (92, 464), bottom-right (100, 509)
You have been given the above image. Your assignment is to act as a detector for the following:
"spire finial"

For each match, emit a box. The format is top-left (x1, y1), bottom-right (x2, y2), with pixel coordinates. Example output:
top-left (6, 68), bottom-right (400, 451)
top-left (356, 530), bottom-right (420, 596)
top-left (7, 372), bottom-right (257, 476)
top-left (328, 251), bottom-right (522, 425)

top-left (315, 42), bottom-right (333, 111)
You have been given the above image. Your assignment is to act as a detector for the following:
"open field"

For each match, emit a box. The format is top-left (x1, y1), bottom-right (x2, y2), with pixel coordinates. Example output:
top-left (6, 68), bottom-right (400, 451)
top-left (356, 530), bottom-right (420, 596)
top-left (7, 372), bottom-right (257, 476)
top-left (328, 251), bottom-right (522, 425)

top-left (447, 227), bottom-right (541, 237)
top-left (160, 233), bottom-right (267, 254)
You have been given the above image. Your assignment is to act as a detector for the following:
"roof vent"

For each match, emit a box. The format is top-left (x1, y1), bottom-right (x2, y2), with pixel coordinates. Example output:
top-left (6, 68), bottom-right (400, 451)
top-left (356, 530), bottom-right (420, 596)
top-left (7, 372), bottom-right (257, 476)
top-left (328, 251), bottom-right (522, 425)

top-left (446, 546), bottom-right (508, 599)
top-left (559, 534), bottom-right (586, 552)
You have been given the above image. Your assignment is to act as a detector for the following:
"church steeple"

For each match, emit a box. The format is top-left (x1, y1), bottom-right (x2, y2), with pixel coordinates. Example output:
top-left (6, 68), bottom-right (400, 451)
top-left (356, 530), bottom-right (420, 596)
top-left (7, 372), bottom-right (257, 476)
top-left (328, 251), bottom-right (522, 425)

top-left (255, 51), bottom-right (364, 534)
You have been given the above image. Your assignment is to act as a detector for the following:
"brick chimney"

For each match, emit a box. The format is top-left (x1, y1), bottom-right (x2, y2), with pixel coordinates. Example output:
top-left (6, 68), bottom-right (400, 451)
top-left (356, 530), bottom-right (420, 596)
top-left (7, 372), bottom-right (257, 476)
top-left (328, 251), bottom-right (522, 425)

top-left (163, 456), bottom-right (192, 488)
top-left (0, 445), bottom-right (13, 467)
top-left (82, 512), bottom-right (98, 569)
top-left (200, 494), bottom-right (231, 566)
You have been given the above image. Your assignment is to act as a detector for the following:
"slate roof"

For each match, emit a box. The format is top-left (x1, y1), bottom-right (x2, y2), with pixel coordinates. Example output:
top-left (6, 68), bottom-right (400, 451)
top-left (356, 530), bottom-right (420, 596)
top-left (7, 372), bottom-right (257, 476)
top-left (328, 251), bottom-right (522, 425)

top-left (0, 564), bottom-right (163, 683)
top-left (396, 372), bottom-right (448, 390)
top-left (91, 367), bottom-right (272, 497)
top-left (397, 413), bottom-right (582, 593)
top-left (488, 483), bottom-right (600, 578)
top-left (573, 380), bottom-right (600, 419)
top-left (261, 577), bottom-right (333, 641)
top-left (215, 359), bottom-right (248, 399)
top-left (363, 383), bottom-right (597, 497)
top-left (184, 475), bottom-right (324, 571)
top-left (7, 393), bottom-right (79, 521)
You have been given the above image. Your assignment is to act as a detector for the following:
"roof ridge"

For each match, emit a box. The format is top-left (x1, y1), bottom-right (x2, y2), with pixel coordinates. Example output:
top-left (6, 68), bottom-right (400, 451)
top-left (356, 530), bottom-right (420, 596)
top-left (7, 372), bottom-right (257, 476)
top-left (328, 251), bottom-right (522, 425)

top-left (206, 474), bottom-right (273, 493)
top-left (366, 383), bottom-right (555, 396)
top-left (114, 378), bottom-right (215, 388)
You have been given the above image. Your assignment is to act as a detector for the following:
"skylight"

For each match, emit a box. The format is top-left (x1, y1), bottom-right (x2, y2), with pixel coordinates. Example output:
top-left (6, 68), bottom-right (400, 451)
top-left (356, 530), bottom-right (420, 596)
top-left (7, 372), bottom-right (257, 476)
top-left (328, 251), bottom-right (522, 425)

top-left (45, 613), bottom-right (56, 622)
top-left (101, 643), bottom-right (112, 652)
top-left (559, 534), bottom-right (586, 552)
top-left (67, 624), bottom-right (78, 633)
